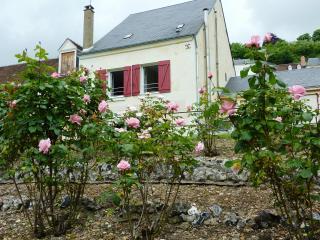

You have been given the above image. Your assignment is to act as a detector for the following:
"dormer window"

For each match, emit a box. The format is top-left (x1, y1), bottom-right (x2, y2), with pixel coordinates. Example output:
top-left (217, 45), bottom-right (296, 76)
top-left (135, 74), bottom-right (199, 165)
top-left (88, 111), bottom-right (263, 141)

top-left (176, 24), bottom-right (185, 32)
top-left (123, 33), bottom-right (134, 39)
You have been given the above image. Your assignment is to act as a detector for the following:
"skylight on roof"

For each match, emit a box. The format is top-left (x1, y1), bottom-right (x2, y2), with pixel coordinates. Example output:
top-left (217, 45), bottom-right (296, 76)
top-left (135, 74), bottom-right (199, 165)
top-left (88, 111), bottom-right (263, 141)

top-left (123, 33), bottom-right (133, 39)
top-left (176, 24), bottom-right (185, 33)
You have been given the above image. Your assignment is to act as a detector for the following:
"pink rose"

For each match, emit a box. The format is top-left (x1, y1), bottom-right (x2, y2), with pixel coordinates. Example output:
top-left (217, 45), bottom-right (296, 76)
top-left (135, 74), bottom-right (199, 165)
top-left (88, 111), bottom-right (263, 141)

top-left (264, 33), bottom-right (272, 43)
top-left (198, 87), bottom-right (206, 94)
top-left (288, 85), bottom-right (306, 100)
top-left (246, 35), bottom-right (260, 48)
top-left (80, 76), bottom-right (88, 84)
top-left (117, 160), bottom-right (131, 171)
top-left (98, 100), bottom-right (108, 113)
top-left (83, 94), bottom-right (91, 104)
top-left (166, 102), bottom-right (179, 112)
top-left (208, 72), bottom-right (213, 79)
top-left (51, 72), bottom-right (60, 78)
top-left (9, 100), bottom-right (17, 109)
top-left (274, 116), bottom-right (282, 122)
top-left (69, 114), bottom-right (83, 125)
top-left (195, 142), bottom-right (204, 154)
top-left (38, 138), bottom-right (51, 154)
top-left (175, 118), bottom-right (186, 126)
top-left (126, 117), bottom-right (140, 129)
top-left (220, 100), bottom-right (237, 116)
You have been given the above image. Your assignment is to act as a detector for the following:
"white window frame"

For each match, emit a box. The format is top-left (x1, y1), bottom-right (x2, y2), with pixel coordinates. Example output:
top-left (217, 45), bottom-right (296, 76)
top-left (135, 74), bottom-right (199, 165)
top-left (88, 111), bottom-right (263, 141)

top-left (108, 68), bottom-right (125, 99)
top-left (142, 63), bottom-right (159, 94)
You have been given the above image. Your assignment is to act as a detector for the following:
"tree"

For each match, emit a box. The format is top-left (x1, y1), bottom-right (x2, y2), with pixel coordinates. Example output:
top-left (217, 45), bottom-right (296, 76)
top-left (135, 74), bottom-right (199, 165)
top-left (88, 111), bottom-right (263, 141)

top-left (312, 29), bottom-right (320, 41)
top-left (230, 42), bottom-right (249, 59)
top-left (297, 33), bottom-right (311, 41)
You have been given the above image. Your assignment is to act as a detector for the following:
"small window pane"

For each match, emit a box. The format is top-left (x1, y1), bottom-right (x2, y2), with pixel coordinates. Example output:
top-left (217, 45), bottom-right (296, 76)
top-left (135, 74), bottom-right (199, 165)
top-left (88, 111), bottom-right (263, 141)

top-left (144, 65), bottom-right (158, 92)
top-left (112, 71), bottom-right (124, 96)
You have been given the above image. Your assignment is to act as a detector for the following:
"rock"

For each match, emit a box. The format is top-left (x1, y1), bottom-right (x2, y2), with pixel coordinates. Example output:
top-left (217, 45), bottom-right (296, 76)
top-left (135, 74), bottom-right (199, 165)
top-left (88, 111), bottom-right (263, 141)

top-left (209, 204), bottom-right (223, 217)
top-left (0, 201), bottom-right (3, 210)
top-left (178, 222), bottom-right (190, 230)
top-left (253, 210), bottom-right (281, 229)
top-left (12, 199), bottom-right (23, 210)
top-left (204, 218), bottom-right (219, 226)
top-left (313, 212), bottom-right (320, 221)
top-left (236, 219), bottom-right (246, 229)
top-left (170, 202), bottom-right (190, 216)
top-left (180, 214), bottom-right (197, 223)
top-left (23, 199), bottom-right (31, 209)
top-left (223, 212), bottom-right (239, 226)
top-left (81, 197), bottom-right (101, 211)
top-left (192, 212), bottom-right (211, 227)
top-left (2, 202), bottom-right (11, 211)
top-left (60, 196), bottom-right (71, 208)
top-left (168, 215), bottom-right (183, 224)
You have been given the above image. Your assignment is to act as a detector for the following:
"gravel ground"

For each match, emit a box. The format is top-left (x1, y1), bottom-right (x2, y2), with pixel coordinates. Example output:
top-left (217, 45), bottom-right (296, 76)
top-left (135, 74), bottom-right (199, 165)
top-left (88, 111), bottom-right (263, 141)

top-left (0, 183), bottom-right (292, 240)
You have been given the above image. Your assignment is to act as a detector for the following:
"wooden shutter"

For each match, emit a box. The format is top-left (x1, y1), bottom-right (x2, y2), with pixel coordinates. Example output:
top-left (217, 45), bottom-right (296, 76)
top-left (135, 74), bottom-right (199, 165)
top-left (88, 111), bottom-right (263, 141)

top-left (132, 65), bottom-right (140, 96)
top-left (96, 69), bottom-right (108, 92)
top-left (123, 66), bottom-right (132, 97)
top-left (61, 51), bottom-right (75, 74)
top-left (158, 60), bottom-right (171, 93)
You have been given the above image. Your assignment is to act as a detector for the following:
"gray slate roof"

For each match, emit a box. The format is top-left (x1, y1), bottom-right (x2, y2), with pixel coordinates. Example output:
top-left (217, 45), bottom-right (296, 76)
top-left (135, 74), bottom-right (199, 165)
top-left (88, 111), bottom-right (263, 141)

top-left (226, 68), bottom-right (320, 92)
top-left (308, 58), bottom-right (320, 66)
top-left (83, 0), bottom-right (216, 55)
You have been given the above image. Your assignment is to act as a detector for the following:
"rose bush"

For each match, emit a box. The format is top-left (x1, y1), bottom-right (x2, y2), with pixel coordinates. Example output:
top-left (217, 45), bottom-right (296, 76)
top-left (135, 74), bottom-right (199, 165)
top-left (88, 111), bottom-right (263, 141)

top-left (0, 45), bottom-right (113, 237)
top-left (108, 95), bottom-right (197, 239)
top-left (226, 56), bottom-right (320, 238)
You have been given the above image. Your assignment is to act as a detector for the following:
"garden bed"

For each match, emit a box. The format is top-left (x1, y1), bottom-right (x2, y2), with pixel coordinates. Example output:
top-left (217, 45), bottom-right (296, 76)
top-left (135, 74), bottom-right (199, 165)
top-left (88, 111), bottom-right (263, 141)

top-left (1, 183), bottom-right (312, 240)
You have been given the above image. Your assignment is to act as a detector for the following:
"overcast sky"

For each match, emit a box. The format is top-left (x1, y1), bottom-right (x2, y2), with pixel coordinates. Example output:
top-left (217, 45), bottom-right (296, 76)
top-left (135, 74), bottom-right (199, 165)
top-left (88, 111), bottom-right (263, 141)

top-left (0, 0), bottom-right (319, 66)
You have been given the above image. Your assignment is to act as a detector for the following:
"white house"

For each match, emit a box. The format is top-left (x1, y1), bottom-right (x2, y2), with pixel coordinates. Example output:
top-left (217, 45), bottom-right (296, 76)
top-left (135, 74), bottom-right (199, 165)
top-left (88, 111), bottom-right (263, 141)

top-left (58, 0), bottom-right (235, 112)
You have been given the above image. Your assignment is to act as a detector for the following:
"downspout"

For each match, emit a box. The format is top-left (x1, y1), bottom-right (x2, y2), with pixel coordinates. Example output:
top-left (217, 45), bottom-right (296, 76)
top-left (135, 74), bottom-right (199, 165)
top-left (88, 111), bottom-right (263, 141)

top-left (194, 35), bottom-right (199, 102)
top-left (203, 8), bottom-right (211, 95)
top-left (214, 9), bottom-right (220, 87)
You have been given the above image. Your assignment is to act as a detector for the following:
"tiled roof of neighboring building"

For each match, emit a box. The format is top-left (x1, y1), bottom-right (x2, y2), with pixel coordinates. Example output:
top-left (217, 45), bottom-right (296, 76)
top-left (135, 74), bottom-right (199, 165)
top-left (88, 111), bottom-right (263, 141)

top-left (0, 59), bottom-right (59, 84)
top-left (83, 0), bottom-right (216, 55)
top-left (226, 67), bottom-right (320, 92)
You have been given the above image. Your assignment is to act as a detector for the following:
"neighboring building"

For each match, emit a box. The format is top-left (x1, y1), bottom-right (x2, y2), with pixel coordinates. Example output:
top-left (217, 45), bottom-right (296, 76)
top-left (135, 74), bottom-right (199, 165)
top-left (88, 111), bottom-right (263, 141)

top-left (233, 59), bottom-right (255, 76)
top-left (58, 0), bottom-right (235, 112)
top-left (226, 68), bottom-right (320, 110)
top-left (307, 58), bottom-right (320, 68)
top-left (58, 38), bottom-right (82, 75)
top-left (0, 59), bottom-right (59, 83)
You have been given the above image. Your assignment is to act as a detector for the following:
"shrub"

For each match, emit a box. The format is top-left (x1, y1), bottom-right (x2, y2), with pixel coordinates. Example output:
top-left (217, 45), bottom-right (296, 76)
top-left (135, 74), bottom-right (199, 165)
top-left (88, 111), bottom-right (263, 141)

top-left (227, 59), bottom-right (320, 239)
top-left (0, 45), bottom-right (113, 237)
top-left (110, 95), bottom-right (197, 239)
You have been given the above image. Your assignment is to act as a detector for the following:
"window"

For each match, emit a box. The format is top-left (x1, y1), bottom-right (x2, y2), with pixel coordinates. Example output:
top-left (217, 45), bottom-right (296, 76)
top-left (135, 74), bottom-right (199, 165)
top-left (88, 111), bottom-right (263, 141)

top-left (144, 65), bottom-right (158, 93)
top-left (61, 51), bottom-right (75, 74)
top-left (111, 71), bottom-right (124, 96)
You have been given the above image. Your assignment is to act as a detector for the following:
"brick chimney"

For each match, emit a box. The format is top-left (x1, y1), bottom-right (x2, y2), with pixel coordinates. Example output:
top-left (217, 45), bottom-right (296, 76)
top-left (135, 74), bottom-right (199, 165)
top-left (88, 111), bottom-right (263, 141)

top-left (83, 5), bottom-right (94, 49)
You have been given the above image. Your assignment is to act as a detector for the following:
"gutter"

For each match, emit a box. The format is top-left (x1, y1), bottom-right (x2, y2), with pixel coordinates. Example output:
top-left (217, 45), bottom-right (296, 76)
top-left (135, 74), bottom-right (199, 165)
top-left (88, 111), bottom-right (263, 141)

top-left (193, 34), bottom-right (199, 102)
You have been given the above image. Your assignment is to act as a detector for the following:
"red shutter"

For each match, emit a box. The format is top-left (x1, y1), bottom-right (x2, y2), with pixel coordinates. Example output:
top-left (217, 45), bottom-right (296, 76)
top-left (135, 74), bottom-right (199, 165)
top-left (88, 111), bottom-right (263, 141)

top-left (158, 60), bottom-right (171, 93)
top-left (123, 66), bottom-right (132, 97)
top-left (132, 65), bottom-right (140, 96)
top-left (96, 69), bottom-right (108, 92)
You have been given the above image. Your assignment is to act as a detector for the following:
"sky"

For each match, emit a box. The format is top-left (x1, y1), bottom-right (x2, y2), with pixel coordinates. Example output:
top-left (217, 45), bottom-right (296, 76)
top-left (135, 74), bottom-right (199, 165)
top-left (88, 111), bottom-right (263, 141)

top-left (0, 0), bottom-right (319, 66)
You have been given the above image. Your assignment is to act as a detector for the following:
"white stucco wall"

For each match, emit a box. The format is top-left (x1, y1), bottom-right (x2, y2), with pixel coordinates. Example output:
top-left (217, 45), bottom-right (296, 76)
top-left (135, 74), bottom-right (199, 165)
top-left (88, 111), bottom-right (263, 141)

top-left (80, 37), bottom-right (197, 113)
top-left (207, 0), bottom-right (235, 88)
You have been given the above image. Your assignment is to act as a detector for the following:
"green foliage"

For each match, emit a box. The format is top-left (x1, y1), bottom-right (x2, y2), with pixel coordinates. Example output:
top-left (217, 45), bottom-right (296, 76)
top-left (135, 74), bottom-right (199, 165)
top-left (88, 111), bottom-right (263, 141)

top-left (230, 43), bottom-right (250, 59)
top-left (230, 58), bottom-right (320, 238)
top-left (112, 95), bottom-right (197, 239)
top-left (312, 29), bottom-right (320, 41)
top-left (189, 88), bottom-right (232, 156)
top-left (0, 45), bottom-right (112, 237)
top-left (297, 33), bottom-right (311, 41)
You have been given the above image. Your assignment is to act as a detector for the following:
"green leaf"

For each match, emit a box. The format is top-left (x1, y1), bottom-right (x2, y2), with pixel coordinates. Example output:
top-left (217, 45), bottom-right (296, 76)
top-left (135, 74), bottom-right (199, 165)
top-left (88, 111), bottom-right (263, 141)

top-left (240, 68), bottom-right (250, 78)
top-left (299, 169), bottom-right (313, 179)
top-left (28, 126), bottom-right (37, 133)
top-left (224, 160), bottom-right (235, 168)
top-left (302, 112), bottom-right (313, 122)
top-left (240, 131), bottom-right (252, 141)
